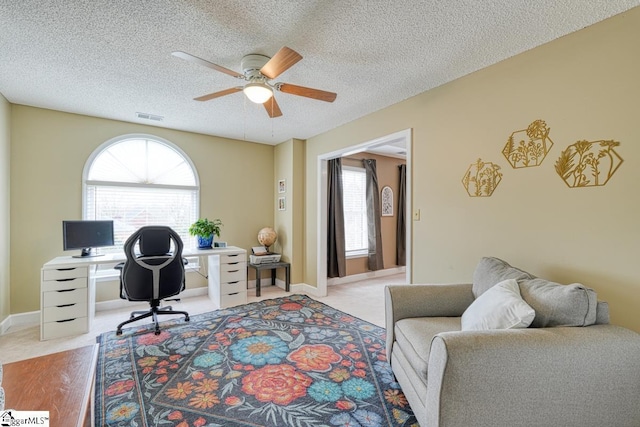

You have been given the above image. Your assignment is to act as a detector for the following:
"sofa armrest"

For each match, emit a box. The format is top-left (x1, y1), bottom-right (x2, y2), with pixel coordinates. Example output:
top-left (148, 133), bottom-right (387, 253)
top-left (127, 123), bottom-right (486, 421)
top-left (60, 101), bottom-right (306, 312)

top-left (384, 284), bottom-right (474, 360)
top-left (426, 325), bottom-right (640, 427)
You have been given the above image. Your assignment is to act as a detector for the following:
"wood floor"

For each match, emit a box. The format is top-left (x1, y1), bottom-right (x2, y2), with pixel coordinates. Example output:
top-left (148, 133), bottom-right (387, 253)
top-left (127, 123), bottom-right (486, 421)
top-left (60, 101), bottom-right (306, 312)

top-left (0, 274), bottom-right (407, 364)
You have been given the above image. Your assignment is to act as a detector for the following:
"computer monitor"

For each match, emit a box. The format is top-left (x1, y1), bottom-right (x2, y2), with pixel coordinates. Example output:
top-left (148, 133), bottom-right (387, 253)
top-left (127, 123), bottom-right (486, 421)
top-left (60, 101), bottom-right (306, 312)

top-left (62, 220), bottom-right (115, 258)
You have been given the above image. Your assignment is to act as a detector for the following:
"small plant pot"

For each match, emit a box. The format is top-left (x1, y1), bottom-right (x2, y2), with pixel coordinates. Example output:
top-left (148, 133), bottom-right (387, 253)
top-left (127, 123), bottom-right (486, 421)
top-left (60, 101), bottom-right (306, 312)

top-left (197, 235), bottom-right (214, 249)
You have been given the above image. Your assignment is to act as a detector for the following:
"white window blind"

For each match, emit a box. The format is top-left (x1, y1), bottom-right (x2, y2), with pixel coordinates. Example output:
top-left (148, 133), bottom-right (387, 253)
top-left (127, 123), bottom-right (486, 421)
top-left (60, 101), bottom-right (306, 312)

top-left (83, 136), bottom-right (199, 252)
top-left (341, 166), bottom-right (368, 256)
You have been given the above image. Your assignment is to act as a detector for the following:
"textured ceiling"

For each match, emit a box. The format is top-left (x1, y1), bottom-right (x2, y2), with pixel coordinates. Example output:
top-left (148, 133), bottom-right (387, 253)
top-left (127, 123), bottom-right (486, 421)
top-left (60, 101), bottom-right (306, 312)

top-left (1, 1), bottom-right (638, 145)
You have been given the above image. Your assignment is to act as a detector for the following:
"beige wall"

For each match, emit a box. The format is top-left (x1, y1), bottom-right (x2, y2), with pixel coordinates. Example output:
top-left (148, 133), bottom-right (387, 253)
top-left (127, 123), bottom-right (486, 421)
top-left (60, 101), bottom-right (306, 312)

top-left (10, 106), bottom-right (273, 313)
top-left (306, 7), bottom-right (640, 332)
top-left (342, 154), bottom-right (406, 275)
top-left (272, 139), bottom-right (304, 283)
top-left (0, 93), bottom-right (10, 322)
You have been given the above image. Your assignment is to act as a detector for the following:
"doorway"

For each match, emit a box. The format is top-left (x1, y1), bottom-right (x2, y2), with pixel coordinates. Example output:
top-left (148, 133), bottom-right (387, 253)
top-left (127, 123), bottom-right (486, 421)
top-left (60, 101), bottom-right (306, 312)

top-left (316, 129), bottom-right (412, 296)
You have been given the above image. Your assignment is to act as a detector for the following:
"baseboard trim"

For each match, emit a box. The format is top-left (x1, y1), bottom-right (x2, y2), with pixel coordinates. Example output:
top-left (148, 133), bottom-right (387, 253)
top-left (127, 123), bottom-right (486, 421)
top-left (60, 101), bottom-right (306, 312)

top-left (95, 287), bottom-right (209, 312)
top-left (327, 266), bottom-right (406, 286)
top-left (1, 283), bottom-right (318, 335)
top-left (1, 310), bottom-right (40, 334)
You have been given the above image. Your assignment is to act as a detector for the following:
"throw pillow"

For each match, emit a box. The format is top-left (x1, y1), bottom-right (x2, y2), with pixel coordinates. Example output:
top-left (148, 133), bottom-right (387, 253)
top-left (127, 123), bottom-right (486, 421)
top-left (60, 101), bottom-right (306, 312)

top-left (461, 278), bottom-right (535, 331)
top-left (519, 278), bottom-right (598, 327)
top-left (472, 257), bottom-right (534, 298)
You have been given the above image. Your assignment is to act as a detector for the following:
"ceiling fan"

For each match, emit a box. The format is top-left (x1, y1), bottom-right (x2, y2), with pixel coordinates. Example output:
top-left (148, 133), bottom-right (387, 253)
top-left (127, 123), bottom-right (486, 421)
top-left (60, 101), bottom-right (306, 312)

top-left (172, 46), bottom-right (337, 118)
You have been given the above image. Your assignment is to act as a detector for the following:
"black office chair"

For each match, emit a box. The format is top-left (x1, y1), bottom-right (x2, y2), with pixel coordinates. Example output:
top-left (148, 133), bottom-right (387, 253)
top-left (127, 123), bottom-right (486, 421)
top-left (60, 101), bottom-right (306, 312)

top-left (115, 226), bottom-right (190, 335)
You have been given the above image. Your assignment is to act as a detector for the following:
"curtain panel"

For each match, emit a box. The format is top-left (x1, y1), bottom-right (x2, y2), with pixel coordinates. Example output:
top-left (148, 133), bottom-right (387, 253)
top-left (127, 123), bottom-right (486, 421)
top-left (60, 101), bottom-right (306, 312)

top-left (327, 158), bottom-right (346, 278)
top-left (363, 159), bottom-right (384, 271)
top-left (396, 164), bottom-right (406, 266)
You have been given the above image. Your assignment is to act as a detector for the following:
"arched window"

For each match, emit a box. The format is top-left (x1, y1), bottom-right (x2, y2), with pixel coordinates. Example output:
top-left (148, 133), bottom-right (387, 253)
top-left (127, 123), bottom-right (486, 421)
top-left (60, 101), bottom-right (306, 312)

top-left (83, 134), bottom-right (199, 249)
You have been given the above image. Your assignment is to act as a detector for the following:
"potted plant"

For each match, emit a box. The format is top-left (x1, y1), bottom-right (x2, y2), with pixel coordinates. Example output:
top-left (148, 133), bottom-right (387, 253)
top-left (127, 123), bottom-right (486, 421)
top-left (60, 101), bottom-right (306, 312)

top-left (189, 218), bottom-right (223, 249)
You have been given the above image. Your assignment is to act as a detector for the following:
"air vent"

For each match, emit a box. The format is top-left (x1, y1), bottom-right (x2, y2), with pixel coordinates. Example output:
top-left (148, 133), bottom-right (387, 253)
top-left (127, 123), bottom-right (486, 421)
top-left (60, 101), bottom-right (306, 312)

top-left (136, 112), bottom-right (164, 122)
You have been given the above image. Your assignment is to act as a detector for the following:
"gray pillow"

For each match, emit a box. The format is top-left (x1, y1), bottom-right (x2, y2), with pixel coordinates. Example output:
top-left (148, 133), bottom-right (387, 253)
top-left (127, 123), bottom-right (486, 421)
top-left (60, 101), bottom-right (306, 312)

top-left (519, 278), bottom-right (598, 327)
top-left (472, 257), bottom-right (534, 298)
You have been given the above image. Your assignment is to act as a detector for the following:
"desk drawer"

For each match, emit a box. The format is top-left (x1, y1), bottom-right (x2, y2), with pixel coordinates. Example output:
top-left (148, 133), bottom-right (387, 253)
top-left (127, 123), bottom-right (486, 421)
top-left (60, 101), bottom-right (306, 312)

top-left (43, 288), bottom-right (87, 308)
top-left (220, 291), bottom-right (247, 308)
top-left (43, 317), bottom-right (88, 340)
top-left (41, 277), bottom-right (87, 292)
top-left (43, 267), bottom-right (88, 281)
top-left (221, 252), bottom-right (246, 264)
top-left (221, 268), bottom-right (245, 284)
top-left (221, 260), bottom-right (246, 272)
top-left (43, 301), bottom-right (88, 322)
top-left (220, 280), bottom-right (246, 295)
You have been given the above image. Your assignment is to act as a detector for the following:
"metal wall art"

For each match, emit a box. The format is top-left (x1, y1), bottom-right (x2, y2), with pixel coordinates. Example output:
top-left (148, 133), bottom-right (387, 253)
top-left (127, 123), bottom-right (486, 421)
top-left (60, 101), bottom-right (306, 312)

top-left (502, 120), bottom-right (554, 168)
top-left (462, 118), bottom-right (623, 196)
top-left (462, 159), bottom-right (503, 197)
top-left (555, 140), bottom-right (623, 188)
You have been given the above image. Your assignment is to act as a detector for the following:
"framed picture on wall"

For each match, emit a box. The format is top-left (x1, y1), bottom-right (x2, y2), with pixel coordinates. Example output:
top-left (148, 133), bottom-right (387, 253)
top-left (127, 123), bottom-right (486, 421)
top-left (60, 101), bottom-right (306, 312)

top-left (381, 186), bottom-right (393, 216)
top-left (278, 179), bottom-right (286, 193)
top-left (278, 197), bottom-right (286, 211)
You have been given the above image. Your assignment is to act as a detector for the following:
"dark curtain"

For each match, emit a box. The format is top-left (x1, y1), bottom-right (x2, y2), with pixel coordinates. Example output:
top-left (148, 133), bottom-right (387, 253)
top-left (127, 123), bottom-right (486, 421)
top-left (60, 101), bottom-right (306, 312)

top-left (327, 158), bottom-right (346, 278)
top-left (396, 164), bottom-right (407, 266)
top-left (363, 159), bottom-right (383, 271)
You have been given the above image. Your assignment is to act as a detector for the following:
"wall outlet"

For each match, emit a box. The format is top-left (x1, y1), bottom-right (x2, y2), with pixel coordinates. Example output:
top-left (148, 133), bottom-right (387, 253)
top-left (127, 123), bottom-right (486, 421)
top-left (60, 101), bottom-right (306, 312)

top-left (413, 209), bottom-right (421, 221)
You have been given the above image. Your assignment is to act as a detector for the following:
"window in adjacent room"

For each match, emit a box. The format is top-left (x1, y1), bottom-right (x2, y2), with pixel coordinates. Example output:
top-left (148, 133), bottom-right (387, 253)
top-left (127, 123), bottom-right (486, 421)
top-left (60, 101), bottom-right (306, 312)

top-left (342, 165), bottom-right (368, 257)
top-left (83, 134), bottom-right (199, 253)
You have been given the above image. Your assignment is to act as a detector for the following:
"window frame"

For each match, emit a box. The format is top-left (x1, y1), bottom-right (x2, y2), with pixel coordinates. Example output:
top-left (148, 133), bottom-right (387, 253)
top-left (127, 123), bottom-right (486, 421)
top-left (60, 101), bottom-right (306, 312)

top-left (341, 165), bottom-right (368, 258)
top-left (82, 133), bottom-right (200, 253)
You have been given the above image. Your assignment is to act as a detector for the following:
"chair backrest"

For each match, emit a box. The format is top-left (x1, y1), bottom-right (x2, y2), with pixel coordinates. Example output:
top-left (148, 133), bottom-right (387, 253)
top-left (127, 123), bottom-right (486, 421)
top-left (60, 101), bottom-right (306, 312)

top-left (120, 226), bottom-right (185, 302)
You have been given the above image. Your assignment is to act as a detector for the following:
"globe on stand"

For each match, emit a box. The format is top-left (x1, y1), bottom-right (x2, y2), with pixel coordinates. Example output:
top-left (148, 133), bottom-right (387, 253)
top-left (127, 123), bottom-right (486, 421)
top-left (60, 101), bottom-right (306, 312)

top-left (257, 227), bottom-right (278, 252)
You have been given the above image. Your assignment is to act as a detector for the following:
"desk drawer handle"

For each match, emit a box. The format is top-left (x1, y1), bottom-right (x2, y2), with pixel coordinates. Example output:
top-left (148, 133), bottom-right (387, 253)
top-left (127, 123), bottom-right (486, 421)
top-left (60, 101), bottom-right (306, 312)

top-left (227, 270), bottom-right (239, 273)
top-left (56, 288), bottom-right (77, 293)
top-left (227, 281), bottom-right (239, 285)
top-left (56, 303), bottom-right (76, 308)
top-left (228, 262), bottom-right (240, 265)
top-left (228, 292), bottom-right (239, 296)
top-left (56, 318), bottom-right (76, 323)
top-left (56, 278), bottom-right (76, 282)
top-left (57, 268), bottom-right (76, 271)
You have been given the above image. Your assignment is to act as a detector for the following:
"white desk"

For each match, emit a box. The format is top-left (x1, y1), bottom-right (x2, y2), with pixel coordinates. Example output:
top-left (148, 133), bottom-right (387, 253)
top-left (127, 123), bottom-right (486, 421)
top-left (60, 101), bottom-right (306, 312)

top-left (40, 246), bottom-right (246, 340)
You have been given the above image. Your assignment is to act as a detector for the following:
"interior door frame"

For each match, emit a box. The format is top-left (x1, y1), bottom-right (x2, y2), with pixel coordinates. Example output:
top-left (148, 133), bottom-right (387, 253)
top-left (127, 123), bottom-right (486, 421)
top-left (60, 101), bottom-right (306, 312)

top-left (316, 128), bottom-right (412, 296)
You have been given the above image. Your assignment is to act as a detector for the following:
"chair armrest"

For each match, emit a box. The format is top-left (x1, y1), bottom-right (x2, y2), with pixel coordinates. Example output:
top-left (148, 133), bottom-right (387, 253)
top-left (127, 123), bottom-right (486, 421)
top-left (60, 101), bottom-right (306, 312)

top-left (426, 325), bottom-right (640, 427)
top-left (114, 262), bottom-right (124, 271)
top-left (182, 257), bottom-right (188, 265)
top-left (384, 284), bottom-right (474, 360)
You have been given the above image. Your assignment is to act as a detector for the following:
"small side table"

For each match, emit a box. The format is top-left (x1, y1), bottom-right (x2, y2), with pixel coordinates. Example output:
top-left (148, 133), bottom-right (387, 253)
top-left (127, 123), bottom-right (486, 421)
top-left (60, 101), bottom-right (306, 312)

top-left (248, 261), bottom-right (291, 297)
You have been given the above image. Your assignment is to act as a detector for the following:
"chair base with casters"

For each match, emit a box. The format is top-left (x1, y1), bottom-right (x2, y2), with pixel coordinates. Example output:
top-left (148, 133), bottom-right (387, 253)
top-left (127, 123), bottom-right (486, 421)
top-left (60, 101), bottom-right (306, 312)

top-left (116, 226), bottom-right (191, 336)
top-left (116, 298), bottom-right (190, 335)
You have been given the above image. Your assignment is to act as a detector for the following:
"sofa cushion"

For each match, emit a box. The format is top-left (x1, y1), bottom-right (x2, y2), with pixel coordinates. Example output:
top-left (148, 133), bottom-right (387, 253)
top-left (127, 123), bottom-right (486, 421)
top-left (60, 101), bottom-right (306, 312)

top-left (595, 301), bottom-right (610, 324)
top-left (472, 257), bottom-right (534, 298)
top-left (461, 279), bottom-right (535, 330)
top-left (519, 278), bottom-right (598, 327)
top-left (394, 317), bottom-right (460, 385)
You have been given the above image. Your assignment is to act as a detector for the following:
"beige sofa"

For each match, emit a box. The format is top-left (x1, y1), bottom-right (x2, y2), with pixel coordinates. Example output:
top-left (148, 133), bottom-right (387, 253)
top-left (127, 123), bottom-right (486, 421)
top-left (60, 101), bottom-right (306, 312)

top-left (385, 257), bottom-right (640, 427)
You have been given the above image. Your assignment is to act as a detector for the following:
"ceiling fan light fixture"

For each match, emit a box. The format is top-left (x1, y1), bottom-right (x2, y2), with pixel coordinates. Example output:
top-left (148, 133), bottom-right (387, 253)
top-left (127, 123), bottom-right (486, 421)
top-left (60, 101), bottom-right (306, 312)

top-left (243, 82), bottom-right (273, 104)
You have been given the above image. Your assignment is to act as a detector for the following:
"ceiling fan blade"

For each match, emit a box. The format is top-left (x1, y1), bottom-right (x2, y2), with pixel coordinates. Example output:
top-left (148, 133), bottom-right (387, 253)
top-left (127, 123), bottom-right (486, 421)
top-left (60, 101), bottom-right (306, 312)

top-left (277, 83), bottom-right (337, 102)
top-left (260, 47), bottom-right (302, 80)
top-left (263, 97), bottom-right (283, 118)
top-left (194, 87), bottom-right (242, 101)
top-left (172, 51), bottom-right (244, 79)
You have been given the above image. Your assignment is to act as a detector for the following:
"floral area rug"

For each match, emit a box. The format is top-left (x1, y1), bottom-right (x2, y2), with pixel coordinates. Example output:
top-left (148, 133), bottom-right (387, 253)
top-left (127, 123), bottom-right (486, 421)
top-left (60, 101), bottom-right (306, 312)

top-left (95, 294), bottom-right (417, 427)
